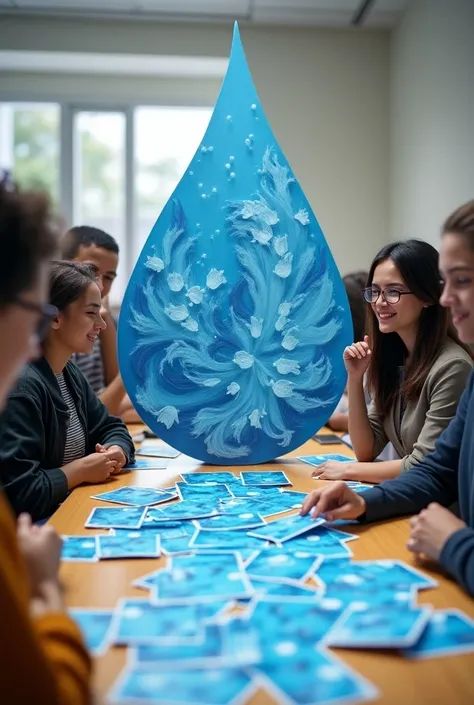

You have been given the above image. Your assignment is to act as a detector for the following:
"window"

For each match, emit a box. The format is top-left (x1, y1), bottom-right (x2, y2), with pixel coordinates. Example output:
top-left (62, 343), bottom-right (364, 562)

top-left (0, 102), bottom-right (60, 205)
top-left (0, 102), bottom-right (212, 306)
top-left (73, 110), bottom-right (127, 300)
top-left (134, 106), bottom-right (212, 261)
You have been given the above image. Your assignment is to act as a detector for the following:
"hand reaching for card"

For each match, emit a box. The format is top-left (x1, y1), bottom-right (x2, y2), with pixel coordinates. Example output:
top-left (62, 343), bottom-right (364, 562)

top-left (407, 503), bottom-right (466, 561)
top-left (301, 481), bottom-right (366, 522)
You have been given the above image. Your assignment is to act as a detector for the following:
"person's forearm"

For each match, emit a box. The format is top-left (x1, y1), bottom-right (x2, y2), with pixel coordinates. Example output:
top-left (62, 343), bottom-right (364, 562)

top-left (98, 374), bottom-right (125, 416)
top-left (60, 460), bottom-right (87, 490)
top-left (327, 413), bottom-right (348, 432)
top-left (347, 377), bottom-right (374, 460)
top-left (345, 460), bottom-right (402, 483)
top-left (100, 312), bottom-right (119, 383)
top-left (30, 579), bottom-right (64, 618)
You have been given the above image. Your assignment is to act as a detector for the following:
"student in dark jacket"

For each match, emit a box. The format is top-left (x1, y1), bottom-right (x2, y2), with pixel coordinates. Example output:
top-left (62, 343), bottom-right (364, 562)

top-left (0, 261), bottom-right (134, 521)
top-left (301, 199), bottom-right (474, 597)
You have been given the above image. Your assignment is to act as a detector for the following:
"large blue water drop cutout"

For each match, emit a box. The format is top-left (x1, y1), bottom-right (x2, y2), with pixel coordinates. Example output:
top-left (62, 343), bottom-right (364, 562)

top-left (118, 23), bottom-right (352, 464)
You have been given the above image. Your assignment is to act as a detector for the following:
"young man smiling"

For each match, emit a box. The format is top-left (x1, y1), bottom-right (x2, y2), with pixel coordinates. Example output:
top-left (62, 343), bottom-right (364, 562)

top-left (61, 225), bottom-right (140, 422)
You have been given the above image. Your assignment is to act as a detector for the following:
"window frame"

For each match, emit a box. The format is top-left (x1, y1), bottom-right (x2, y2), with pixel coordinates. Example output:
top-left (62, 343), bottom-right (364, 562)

top-left (0, 97), bottom-right (212, 305)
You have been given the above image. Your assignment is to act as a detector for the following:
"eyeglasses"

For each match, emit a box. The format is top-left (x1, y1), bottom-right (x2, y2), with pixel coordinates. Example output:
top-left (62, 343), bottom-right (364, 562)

top-left (13, 299), bottom-right (59, 340)
top-left (362, 286), bottom-right (413, 305)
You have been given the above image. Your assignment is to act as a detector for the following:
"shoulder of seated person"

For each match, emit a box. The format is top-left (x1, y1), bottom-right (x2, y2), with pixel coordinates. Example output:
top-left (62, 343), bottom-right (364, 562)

top-left (430, 339), bottom-right (474, 371)
top-left (7, 362), bottom-right (47, 397)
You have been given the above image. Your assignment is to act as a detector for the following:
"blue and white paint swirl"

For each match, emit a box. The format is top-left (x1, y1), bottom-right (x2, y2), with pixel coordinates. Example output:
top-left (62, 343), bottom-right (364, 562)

top-left (118, 24), bottom-right (352, 463)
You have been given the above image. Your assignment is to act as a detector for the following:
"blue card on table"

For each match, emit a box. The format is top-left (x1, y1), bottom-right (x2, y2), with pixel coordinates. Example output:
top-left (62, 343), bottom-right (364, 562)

top-left (257, 645), bottom-right (378, 705)
top-left (181, 472), bottom-right (238, 485)
top-left (109, 666), bottom-right (255, 705)
top-left (176, 481), bottom-right (233, 501)
top-left (402, 609), bottom-right (474, 659)
top-left (131, 623), bottom-right (225, 668)
top-left (70, 608), bottom-right (115, 657)
top-left (249, 596), bottom-right (344, 647)
top-left (315, 558), bottom-right (438, 592)
top-left (124, 458), bottom-right (168, 470)
top-left (195, 512), bottom-right (265, 531)
top-left (136, 442), bottom-right (180, 458)
top-left (97, 533), bottom-right (161, 559)
top-left (84, 506), bottom-right (147, 530)
top-left (253, 491), bottom-right (306, 518)
top-left (91, 486), bottom-right (177, 507)
top-left (250, 577), bottom-right (321, 600)
top-left (248, 513), bottom-right (326, 544)
top-left (145, 502), bottom-right (218, 522)
top-left (112, 598), bottom-right (206, 646)
top-left (326, 605), bottom-right (432, 649)
top-left (61, 535), bottom-right (98, 562)
top-left (228, 485), bottom-right (283, 500)
top-left (246, 549), bottom-right (319, 583)
top-left (298, 454), bottom-right (353, 467)
top-left (189, 528), bottom-right (267, 552)
top-left (151, 553), bottom-right (254, 603)
top-left (240, 471), bottom-right (291, 487)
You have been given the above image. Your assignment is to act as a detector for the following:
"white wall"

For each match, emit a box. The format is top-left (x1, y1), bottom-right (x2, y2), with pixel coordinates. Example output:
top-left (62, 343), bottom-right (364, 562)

top-left (0, 16), bottom-right (390, 275)
top-left (390, 0), bottom-right (474, 246)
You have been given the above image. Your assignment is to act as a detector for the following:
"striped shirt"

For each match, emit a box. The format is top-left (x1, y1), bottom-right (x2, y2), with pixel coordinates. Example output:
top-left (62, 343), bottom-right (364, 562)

top-left (55, 372), bottom-right (86, 465)
top-left (71, 339), bottom-right (105, 395)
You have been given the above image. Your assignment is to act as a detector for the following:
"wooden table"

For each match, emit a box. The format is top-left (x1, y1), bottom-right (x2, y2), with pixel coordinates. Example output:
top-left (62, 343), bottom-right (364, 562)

top-left (50, 430), bottom-right (474, 705)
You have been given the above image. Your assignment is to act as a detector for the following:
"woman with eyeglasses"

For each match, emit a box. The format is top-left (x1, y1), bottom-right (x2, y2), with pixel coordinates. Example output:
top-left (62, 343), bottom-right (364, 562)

top-left (0, 260), bottom-right (135, 522)
top-left (0, 178), bottom-right (92, 702)
top-left (313, 239), bottom-right (473, 483)
top-left (303, 204), bottom-right (474, 596)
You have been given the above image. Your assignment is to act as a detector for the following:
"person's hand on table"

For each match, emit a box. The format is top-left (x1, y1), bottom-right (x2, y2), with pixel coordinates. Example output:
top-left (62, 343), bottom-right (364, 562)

top-left (311, 460), bottom-right (355, 481)
top-left (300, 481), bottom-right (366, 522)
top-left (96, 443), bottom-right (127, 473)
top-left (407, 503), bottom-right (466, 561)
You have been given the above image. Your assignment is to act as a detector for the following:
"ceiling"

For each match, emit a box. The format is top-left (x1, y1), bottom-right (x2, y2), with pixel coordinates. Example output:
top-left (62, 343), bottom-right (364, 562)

top-left (0, 0), bottom-right (411, 28)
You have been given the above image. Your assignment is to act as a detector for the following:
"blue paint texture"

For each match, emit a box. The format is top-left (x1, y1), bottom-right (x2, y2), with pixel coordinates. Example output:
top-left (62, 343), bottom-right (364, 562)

top-left (118, 23), bottom-right (352, 463)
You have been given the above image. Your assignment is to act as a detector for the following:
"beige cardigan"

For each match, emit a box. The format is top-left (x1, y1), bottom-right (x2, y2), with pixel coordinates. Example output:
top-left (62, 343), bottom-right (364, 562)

top-left (367, 339), bottom-right (474, 471)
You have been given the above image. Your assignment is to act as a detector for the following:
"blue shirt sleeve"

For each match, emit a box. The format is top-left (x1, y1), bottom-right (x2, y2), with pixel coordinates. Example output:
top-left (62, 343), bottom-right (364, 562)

top-left (360, 372), bottom-right (473, 521)
top-left (439, 526), bottom-right (474, 596)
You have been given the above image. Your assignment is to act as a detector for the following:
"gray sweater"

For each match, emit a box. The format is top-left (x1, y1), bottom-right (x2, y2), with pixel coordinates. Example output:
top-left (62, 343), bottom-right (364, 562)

top-left (366, 339), bottom-right (473, 470)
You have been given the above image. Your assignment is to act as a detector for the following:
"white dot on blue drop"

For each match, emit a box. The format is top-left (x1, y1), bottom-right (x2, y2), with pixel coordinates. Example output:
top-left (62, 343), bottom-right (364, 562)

top-left (201, 194), bottom-right (206, 199)
top-left (225, 163), bottom-right (231, 170)
top-left (229, 172), bottom-right (236, 180)
top-left (208, 146), bottom-right (214, 152)
top-left (251, 103), bottom-right (257, 111)
top-left (229, 155), bottom-right (235, 162)
top-left (189, 170), bottom-right (194, 176)
top-left (211, 187), bottom-right (217, 193)
top-left (226, 115), bottom-right (232, 121)
top-left (198, 183), bottom-right (203, 189)
top-left (249, 133), bottom-right (254, 140)
top-left (215, 229), bottom-right (220, 234)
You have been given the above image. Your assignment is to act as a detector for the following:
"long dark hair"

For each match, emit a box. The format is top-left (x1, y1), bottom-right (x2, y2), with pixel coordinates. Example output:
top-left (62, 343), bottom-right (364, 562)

top-left (0, 174), bottom-right (57, 308)
top-left (344, 271), bottom-right (368, 343)
top-left (365, 239), bottom-right (471, 416)
top-left (49, 260), bottom-right (99, 312)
